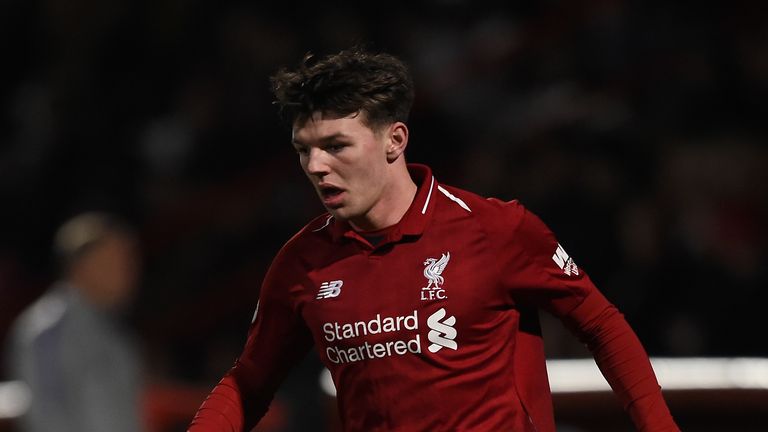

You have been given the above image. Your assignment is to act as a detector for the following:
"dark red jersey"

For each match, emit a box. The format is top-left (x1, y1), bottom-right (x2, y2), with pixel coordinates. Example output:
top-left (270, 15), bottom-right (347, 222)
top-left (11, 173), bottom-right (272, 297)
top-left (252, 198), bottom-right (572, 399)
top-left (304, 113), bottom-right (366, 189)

top-left (190, 164), bottom-right (679, 432)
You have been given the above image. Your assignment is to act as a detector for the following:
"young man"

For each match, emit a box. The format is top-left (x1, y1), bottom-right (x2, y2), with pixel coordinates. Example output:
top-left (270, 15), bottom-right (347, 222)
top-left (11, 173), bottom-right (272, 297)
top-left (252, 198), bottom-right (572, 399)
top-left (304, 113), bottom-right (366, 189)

top-left (189, 48), bottom-right (679, 431)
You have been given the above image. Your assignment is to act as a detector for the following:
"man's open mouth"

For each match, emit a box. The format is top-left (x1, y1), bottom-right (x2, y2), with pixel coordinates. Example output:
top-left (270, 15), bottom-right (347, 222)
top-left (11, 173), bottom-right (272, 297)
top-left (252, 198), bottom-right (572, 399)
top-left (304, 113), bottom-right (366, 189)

top-left (319, 185), bottom-right (343, 198)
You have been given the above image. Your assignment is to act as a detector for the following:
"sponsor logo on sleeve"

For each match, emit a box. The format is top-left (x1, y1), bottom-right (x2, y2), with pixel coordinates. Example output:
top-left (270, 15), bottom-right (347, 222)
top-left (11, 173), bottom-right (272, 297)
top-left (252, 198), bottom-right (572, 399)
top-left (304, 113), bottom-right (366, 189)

top-left (552, 243), bottom-right (579, 276)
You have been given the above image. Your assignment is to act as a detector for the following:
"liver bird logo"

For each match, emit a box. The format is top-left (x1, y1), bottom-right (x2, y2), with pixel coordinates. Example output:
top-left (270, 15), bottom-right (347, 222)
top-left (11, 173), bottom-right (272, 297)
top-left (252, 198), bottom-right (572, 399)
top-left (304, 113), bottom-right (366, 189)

top-left (423, 252), bottom-right (450, 290)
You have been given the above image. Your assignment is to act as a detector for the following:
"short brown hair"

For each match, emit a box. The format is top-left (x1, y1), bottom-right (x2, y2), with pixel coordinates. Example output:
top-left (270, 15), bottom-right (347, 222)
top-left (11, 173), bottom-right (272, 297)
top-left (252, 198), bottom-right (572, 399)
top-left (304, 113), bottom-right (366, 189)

top-left (270, 46), bottom-right (415, 129)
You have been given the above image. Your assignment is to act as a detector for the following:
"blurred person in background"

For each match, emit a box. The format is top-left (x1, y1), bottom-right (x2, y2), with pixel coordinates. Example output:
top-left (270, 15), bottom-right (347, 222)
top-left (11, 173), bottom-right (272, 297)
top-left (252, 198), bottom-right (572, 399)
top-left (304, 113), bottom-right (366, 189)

top-left (189, 47), bottom-right (678, 431)
top-left (5, 212), bottom-right (144, 432)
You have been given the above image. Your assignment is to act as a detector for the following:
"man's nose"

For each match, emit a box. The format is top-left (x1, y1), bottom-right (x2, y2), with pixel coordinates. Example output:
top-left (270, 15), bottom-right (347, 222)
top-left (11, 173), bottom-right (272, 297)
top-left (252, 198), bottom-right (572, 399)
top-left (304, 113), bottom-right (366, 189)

top-left (306, 148), bottom-right (330, 177)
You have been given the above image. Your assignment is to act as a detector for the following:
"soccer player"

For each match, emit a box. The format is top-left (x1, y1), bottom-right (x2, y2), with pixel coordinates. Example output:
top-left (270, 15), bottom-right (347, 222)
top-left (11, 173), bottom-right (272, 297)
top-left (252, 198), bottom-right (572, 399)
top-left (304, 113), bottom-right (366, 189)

top-left (189, 47), bottom-right (679, 431)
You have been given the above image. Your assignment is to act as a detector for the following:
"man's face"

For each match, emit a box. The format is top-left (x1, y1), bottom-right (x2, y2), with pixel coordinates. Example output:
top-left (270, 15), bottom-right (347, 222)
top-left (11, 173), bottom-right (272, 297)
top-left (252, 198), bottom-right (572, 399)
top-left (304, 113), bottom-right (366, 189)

top-left (292, 112), bottom-right (393, 230)
top-left (74, 232), bottom-right (141, 310)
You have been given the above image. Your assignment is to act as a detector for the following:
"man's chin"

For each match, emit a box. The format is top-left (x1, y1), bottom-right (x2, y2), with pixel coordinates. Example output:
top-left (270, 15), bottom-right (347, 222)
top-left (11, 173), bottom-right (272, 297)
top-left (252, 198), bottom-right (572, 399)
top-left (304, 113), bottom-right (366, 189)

top-left (328, 205), bottom-right (365, 223)
top-left (326, 206), bottom-right (348, 219)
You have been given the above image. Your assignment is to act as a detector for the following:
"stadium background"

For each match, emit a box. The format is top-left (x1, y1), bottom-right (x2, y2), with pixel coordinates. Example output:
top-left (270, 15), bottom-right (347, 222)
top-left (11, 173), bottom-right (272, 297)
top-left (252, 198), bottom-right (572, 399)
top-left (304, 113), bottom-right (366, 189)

top-left (0, 1), bottom-right (766, 431)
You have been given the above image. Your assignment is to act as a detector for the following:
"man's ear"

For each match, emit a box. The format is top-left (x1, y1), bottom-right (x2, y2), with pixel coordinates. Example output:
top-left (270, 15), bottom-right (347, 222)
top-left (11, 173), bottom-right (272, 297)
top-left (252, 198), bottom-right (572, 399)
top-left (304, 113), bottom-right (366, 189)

top-left (386, 122), bottom-right (409, 163)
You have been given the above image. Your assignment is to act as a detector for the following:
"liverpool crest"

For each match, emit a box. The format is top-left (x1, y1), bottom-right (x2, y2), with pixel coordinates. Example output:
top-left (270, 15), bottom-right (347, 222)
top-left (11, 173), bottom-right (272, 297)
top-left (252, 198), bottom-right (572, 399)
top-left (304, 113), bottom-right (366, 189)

top-left (421, 252), bottom-right (450, 300)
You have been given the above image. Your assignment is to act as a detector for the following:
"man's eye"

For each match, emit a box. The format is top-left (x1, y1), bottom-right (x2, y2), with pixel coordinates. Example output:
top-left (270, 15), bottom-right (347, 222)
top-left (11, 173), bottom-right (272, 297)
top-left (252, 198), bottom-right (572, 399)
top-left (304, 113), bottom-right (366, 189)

top-left (295, 147), bottom-right (309, 155)
top-left (327, 144), bottom-right (345, 153)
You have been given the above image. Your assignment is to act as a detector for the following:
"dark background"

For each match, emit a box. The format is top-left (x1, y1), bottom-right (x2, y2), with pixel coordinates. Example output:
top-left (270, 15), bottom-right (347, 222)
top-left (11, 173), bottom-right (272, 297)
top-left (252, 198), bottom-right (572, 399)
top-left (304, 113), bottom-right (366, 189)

top-left (1, 1), bottom-right (766, 430)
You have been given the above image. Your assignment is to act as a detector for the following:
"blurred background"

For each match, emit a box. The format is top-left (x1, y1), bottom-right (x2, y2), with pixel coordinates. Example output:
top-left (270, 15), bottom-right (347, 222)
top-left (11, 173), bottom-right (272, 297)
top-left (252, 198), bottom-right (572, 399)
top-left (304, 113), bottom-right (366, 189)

top-left (0, 0), bottom-right (766, 431)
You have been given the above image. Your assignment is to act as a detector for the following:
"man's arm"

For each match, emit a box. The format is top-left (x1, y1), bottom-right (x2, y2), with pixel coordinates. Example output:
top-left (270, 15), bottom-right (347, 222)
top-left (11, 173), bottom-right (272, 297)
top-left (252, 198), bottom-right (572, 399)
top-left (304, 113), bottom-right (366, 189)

top-left (189, 252), bottom-right (314, 431)
top-left (560, 289), bottom-right (678, 431)
top-left (491, 200), bottom-right (679, 431)
top-left (7, 322), bottom-right (73, 432)
top-left (188, 373), bottom-right (246, 431)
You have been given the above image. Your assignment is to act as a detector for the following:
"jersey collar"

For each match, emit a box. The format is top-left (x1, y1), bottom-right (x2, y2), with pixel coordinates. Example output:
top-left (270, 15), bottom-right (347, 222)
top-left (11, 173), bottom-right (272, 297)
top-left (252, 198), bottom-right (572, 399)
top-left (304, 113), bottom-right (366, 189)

top-left (329, 163), bottom-right (437, 248)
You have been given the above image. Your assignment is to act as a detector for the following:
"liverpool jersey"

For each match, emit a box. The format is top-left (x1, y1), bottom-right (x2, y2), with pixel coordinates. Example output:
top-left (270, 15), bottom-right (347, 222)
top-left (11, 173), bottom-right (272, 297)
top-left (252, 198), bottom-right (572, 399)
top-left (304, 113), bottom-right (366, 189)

top-left (190, 164), bottom-right (678, 432)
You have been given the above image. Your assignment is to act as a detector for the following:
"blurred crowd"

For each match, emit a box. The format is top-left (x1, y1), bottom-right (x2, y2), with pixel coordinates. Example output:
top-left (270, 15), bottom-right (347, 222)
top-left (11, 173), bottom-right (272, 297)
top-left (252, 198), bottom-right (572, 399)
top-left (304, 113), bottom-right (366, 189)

top-left (1, 0), bottom-right (766, 430)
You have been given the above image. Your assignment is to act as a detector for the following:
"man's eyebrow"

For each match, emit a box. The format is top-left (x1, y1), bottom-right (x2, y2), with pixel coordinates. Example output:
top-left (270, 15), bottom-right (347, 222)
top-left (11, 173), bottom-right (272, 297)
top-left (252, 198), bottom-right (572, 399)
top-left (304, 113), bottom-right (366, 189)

top-left (292, 132), bottom-right (350, 146)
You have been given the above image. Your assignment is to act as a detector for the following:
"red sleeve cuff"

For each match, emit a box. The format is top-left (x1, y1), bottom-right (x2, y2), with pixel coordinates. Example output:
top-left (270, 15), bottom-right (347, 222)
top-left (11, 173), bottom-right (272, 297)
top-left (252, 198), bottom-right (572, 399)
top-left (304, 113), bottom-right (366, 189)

top-left (188, 375), bottom-right (244, 431)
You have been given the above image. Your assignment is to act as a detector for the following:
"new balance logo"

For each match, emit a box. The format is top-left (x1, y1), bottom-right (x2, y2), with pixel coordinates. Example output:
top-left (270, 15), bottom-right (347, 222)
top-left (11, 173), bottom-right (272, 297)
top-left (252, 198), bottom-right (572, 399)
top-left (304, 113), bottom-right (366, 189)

top-left (317, 280), bottom-right (343, 299)
top-left (552, 243), bottom-right (579, 276)
top-left (427, 308), bottom-right (458, 353)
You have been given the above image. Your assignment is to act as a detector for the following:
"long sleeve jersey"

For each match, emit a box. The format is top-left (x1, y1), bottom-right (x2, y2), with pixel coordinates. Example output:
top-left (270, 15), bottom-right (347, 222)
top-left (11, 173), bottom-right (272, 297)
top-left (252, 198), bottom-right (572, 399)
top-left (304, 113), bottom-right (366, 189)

top-left (189, 164), bottom-right (679, 432)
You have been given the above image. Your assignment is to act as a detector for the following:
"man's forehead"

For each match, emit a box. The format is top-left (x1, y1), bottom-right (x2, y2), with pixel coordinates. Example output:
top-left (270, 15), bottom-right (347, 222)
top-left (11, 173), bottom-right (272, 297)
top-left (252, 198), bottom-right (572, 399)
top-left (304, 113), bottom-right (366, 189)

top-left (292, 112), bottom-right (367, 142)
